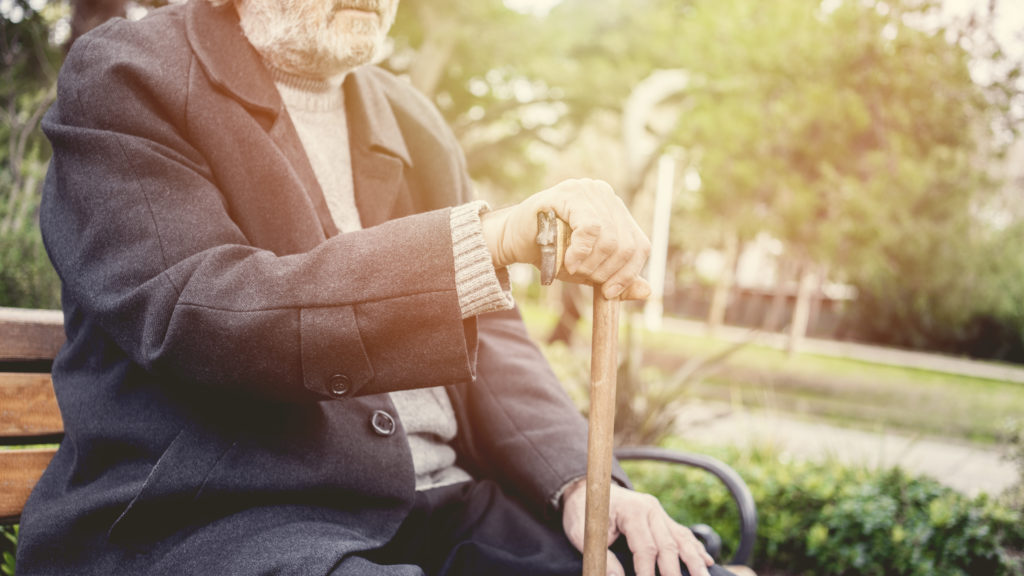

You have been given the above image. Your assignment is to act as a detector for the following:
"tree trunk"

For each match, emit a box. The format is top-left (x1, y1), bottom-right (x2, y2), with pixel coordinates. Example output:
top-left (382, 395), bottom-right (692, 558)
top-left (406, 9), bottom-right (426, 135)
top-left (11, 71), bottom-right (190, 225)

top-left (70, 0), bottom-right (127, 49)
top-left (807, 263), bottom-right (829, 339)
top-left (408, 3), bottom-right (457, 98)
top-left (5, 172), bottom-right (39, 236)
top-left (762, 257), bottom-right (792, 332)
top-left (707, 233), bottom-right (739, 337)
top-left (787, 260), bottom-right (816, 356)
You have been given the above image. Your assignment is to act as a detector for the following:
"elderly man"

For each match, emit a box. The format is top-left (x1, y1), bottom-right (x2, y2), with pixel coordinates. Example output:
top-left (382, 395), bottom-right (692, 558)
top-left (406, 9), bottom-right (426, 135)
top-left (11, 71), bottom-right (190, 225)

top-left (16, 0), bottom-right (734, 575)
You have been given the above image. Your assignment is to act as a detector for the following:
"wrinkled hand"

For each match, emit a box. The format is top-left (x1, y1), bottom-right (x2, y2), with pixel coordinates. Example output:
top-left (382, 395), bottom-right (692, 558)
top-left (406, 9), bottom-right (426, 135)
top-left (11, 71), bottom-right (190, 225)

top-left (561, 480), bottom-right (716, 576)
top-left (480, 179), bottom-right (652, 300)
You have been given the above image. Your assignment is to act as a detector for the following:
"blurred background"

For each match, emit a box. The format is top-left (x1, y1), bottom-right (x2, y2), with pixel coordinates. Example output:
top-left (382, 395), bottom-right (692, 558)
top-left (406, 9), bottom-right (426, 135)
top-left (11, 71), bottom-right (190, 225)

top-left (2, 0), bottom-right (1024, 573)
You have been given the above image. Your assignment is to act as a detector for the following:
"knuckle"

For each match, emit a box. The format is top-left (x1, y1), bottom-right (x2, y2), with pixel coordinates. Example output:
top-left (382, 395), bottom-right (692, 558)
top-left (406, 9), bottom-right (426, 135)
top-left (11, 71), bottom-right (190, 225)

top-left (571, 242), bottom-right (593, 257)
top-left (615, 235), bottom-right (636, 254)
top-left (594, 237), bottom-right (617, 258)
top-left (577, 222), bottom-right (602, 239)
top-left (634, 543), bottom-right (659, 558)
top-left (641, 493), bottom-right (661, 507)
top-left (672, 524), bottom-right (694, 539)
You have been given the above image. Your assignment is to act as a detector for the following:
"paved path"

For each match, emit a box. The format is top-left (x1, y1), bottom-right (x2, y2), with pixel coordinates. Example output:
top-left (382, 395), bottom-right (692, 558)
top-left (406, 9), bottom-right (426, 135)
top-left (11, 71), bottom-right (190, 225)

top-left (676, 403), bottom-right (1019, 497)
top-left (658, 317), bottom-right (1024, 384)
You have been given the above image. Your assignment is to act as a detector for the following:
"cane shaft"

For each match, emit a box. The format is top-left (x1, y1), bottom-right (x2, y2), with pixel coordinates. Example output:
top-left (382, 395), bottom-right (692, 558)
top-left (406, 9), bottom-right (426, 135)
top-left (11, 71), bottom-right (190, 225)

top-left (582, 290), bottom-right (620, 576)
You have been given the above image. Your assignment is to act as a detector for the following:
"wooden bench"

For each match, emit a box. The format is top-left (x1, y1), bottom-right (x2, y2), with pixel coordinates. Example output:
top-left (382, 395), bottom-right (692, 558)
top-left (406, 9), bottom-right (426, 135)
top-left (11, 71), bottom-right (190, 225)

top-left (0, 306), bottom-right (757, 574)
top-left (0, 307), bottom-right (64, 527)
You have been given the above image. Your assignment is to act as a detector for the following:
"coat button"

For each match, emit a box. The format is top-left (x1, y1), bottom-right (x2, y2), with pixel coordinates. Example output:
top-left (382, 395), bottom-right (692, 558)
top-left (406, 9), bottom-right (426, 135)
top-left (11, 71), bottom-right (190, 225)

top-left (327, 374), bottom-right (351, 397)
top-left (371, 410), bottom-right (396, 437)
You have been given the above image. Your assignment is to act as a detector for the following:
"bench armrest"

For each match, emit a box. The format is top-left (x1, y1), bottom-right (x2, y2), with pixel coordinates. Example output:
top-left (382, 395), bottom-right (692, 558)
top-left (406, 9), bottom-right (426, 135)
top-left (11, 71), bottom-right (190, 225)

top-left (614, 446), bottom-right (757, 567)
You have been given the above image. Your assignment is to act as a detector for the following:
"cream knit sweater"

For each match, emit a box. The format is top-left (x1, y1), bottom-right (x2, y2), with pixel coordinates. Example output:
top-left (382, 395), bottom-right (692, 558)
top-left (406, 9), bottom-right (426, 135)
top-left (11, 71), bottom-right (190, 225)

top-left (273, 69), bottom-right (513, 490)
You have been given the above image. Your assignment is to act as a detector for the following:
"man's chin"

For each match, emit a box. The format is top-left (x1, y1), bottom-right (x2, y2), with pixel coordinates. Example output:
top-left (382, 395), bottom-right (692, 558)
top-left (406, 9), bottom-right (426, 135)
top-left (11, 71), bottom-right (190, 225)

top-left (334, 7), bottom-right (380, 22)
top-left (321, 36), bottom-right (381, 68)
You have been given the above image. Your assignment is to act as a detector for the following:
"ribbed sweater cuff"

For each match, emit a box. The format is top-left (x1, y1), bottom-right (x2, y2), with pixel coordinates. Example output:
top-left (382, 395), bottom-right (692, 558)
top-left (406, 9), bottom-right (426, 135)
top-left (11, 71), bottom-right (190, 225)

top-left (450, 201), bottom-right (514, 319)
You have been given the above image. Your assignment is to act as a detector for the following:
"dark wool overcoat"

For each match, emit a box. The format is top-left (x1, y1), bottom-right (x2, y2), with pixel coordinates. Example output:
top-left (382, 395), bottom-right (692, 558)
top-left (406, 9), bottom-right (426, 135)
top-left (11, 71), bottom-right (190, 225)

top-left (16, 1), bottom-right (622, 573)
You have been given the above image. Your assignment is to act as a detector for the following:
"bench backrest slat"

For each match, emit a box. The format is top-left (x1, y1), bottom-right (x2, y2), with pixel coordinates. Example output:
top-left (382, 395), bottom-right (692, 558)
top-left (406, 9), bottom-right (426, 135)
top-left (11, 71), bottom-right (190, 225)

top-left (0, 448), bottom-right (58, 524)
top-left (0, 306), bottom-right (64, 361)
top-left (0, 307), bottom-right (66, 524)
top-left (0, 373), bottom-right (63, 440)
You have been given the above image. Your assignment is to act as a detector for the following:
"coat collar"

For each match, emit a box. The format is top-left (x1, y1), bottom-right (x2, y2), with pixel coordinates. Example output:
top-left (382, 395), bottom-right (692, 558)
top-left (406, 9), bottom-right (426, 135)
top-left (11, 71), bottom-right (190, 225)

top-left (185, 0), bottom-right (412, 230)
top-left (184, 0), bottom-right (411, 168)
top-left (185, 0), bottom-right (280, 117)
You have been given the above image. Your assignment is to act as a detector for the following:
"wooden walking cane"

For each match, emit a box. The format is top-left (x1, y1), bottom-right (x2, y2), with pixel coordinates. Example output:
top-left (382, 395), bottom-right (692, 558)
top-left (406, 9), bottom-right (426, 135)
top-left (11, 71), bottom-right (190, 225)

top-left (538, 211), bottom-right (619, 576)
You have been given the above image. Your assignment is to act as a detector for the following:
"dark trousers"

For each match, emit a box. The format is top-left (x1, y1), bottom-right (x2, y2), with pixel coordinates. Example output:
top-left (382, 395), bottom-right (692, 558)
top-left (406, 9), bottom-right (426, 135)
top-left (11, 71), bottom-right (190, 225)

top-left (342, 479), bottom-right (737, 576)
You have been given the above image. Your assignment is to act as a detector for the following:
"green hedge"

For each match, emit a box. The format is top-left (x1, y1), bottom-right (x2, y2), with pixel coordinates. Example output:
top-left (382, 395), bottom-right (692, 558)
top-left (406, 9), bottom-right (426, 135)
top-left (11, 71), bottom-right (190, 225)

top-left (624, 445), bottom-right (1024, 576)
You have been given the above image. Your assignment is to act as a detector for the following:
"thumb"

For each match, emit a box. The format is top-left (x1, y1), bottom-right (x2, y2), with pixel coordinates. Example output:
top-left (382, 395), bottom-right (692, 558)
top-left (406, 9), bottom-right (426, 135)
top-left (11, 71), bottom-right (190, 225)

top-left (565, 520), bottom-right (585, 554)
top-left (561, 503), bottom-right (586, 554)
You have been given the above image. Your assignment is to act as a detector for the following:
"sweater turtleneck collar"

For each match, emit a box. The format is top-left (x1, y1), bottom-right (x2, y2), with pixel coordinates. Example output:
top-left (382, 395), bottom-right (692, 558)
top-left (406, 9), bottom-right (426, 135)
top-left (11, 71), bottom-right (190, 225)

top-left (269, 66), bottom-right (348, 113)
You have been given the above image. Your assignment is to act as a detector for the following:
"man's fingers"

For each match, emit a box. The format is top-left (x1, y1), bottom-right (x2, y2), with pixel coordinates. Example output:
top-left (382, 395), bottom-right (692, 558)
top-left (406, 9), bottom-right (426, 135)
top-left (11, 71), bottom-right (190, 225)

top-left (529, 178), bottom-right (650, 298)
top-left (618, 277), bottom-right (652, 301)
top-left (649, 512), bottom-right (683, 576)
top-left (606, 549), bottom-right (626, 576)
top-left (621, 523), bottom-right (657, 576)
top-left (671, 524), bottom-right (713, 576)
top-left (564, 221), bottom-right (649, 300)
top-left (563, 221), bottom-right (603, 276)
top-left (601, 234), bottom-right (650, 299)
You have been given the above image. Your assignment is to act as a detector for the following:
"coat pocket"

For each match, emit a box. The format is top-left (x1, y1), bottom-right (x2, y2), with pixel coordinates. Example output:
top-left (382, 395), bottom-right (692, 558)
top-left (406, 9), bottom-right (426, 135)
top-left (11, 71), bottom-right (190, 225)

top-left (107, 425), bottom-right (237, 544)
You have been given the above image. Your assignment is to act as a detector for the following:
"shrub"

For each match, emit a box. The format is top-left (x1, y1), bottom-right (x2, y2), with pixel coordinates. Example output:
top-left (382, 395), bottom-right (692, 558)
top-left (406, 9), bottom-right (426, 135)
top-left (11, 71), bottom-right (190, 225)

top-left (1004, 419), bottom-right (1024, 513)
top-left (624, 444), bottom-right (1024, 575)
top-left (1, 525), bottom-right (15, 576)
top-left (0, 227), bottom-right (60, 309)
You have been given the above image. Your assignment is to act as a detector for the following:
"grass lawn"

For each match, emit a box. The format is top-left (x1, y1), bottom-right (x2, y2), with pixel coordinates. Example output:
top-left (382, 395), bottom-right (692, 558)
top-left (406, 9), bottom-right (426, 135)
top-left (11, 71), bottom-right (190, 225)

top-left (517, 298), bottom-right (1024, 445)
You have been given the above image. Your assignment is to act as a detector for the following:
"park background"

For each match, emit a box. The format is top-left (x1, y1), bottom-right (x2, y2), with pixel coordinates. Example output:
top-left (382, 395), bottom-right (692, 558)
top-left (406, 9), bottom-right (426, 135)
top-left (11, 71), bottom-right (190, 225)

top-left (2, 0), bottom-right (1024, 573)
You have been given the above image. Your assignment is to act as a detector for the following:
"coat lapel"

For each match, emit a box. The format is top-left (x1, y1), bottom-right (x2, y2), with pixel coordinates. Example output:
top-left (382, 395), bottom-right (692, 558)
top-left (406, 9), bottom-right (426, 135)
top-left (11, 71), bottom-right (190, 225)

top-left (185, 0), bottom-right (413, 235)
top-left (186, 0), bottom-right (337, 237)
top-left (344, 72), bottom-right (413, 228)
top-left (185, 0), bottom-right (279, 118)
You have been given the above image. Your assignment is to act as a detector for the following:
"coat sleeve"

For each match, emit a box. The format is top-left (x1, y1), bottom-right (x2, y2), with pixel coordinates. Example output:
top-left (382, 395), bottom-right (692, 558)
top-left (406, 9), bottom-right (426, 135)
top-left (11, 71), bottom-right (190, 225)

top-left (40, 20), bottom-right (477, 403)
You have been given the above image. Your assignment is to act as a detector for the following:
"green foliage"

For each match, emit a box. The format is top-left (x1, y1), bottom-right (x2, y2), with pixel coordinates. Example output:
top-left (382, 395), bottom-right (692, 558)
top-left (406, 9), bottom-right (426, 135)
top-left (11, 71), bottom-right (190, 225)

top-left (536, 310), bottom-right (751, 447)
top-left (1, 525), bottom-right (15, 576)
top-left (386, 0), bottom-right (692, 198)
top-left (0, 222), bottom-right (60, 308)
top-left (613, 321), bottom-right (753, 447)
top-left (1, 0), bottom-right (65, 308)
top-left (1003, 419), bottom-right (1024, 513)
top-left (626, 445), bottom-right (1024, 575)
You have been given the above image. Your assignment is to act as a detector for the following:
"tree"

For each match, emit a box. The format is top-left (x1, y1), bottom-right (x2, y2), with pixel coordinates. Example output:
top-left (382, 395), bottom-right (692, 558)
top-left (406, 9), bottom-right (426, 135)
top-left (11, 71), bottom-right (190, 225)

top-left (385, 0), bottom-right (694, 200)
top-left (657, 0), bottom-right (1021, 354)
top-left (1, 0), bottom-right (65, 308)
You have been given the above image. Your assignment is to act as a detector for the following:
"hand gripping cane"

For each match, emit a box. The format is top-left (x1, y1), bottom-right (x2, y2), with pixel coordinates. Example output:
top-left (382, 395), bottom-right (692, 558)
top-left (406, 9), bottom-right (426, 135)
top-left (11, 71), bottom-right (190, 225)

top-left (538, 210), bottom-right (620, 576)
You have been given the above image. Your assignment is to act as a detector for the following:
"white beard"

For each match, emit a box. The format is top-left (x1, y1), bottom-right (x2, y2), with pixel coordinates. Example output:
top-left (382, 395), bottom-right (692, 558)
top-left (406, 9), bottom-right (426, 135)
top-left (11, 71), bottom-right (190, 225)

top-left (238, 0), bottom-right (398, 79)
